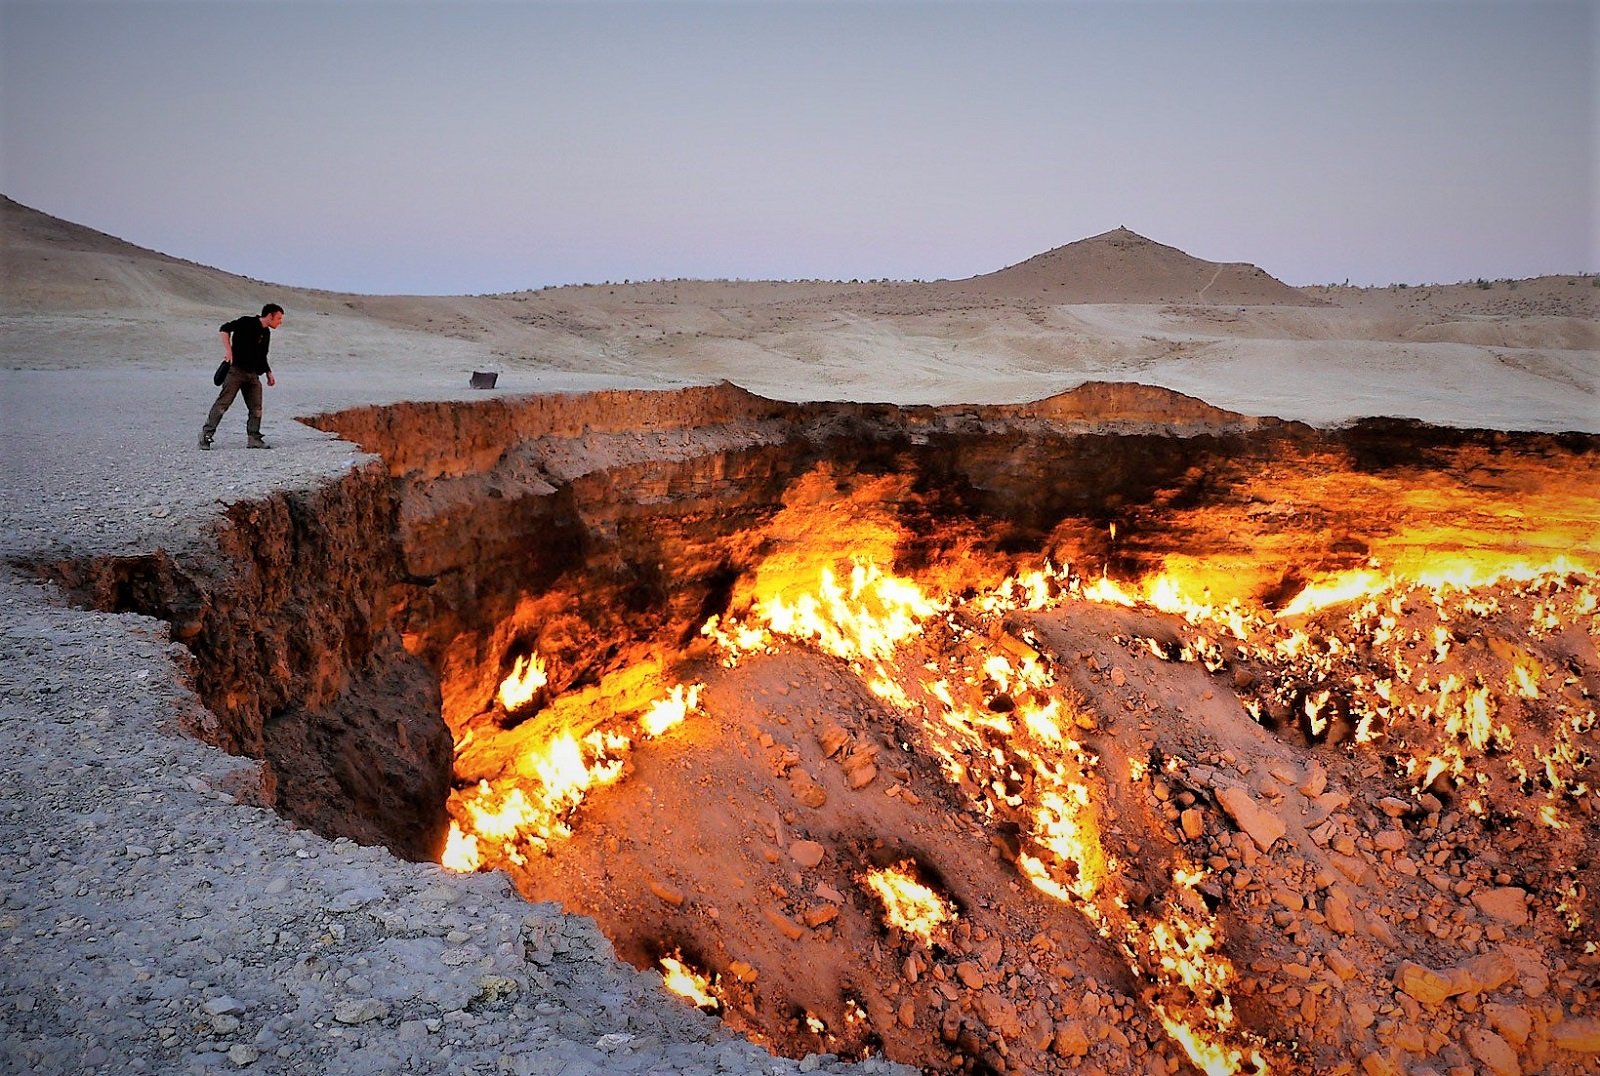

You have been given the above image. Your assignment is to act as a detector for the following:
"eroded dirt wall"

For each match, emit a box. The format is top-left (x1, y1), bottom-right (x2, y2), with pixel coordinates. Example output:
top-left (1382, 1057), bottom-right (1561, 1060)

top-left (303, 382), bottom-right (805, 480)
top-left (37, 462), bottom-right (452, 860)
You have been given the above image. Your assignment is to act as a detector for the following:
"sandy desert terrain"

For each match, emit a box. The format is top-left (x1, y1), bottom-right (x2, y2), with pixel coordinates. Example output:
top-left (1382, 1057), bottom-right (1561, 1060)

top-left (3, 197), bottom-right (1595, 428)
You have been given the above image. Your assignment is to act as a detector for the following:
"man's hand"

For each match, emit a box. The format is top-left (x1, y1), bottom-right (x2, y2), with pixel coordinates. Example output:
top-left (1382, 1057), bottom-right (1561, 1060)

top-left (266, 372), bottom-right (276, 387)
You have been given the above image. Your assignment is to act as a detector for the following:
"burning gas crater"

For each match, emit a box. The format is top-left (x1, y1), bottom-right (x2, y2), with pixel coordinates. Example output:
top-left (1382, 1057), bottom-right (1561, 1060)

top-left (428, 499), bottom-right (1600, 1069)
top-left (435, 456), bottom-right (1599, 1075)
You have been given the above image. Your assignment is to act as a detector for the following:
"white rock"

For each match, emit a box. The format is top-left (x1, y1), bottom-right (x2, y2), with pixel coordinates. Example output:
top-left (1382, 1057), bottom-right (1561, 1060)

top-left (332, 998), bottom-right (390, 1025)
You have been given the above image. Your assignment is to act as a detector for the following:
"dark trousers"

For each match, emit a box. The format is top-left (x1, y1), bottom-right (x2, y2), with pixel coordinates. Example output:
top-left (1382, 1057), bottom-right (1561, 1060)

top-left (202, 368), bottom-right (264, 441)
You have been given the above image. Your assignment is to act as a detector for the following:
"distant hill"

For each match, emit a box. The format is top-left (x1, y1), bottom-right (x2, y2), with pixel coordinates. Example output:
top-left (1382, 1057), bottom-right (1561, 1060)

top-left (0, 195), bottom-right (302, 314)
top-left (956, 227), bottom-right (1318, 306)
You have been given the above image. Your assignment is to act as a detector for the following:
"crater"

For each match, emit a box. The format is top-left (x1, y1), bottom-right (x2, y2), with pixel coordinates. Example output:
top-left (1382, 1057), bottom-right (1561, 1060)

top-left (38, 382), bottom-right (1600, 1075)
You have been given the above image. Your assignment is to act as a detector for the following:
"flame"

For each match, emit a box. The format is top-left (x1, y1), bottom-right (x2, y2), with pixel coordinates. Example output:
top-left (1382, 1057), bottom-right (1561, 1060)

top-left (1081, 574), bottom-right (1138, 606)
top-left (449, 675), bottom-right (707, 861)
top-left (440, 822), bottom-right (480, 873)
top-left (659, 952), bottom-right (719, 1008)
top-left (1277, 570), bottom-right (1387, 618)
top-left (640, 682), bottom-right (701, 737)
top-left (1509, 656), bottom-right (1542, 698)
top-left (452, 728), bottom-right (628, 855)
top-left (754, 560), bottom-right (939, 663)
top-left (497, 652), bottom-right (548, 712)
top-left (531, 731), bottom-right (626, 809)
top-left (1158, 1009), bottom-right (1268, 1076)
top-left (1412, 554), bottom-right (1588, 591)
top-left (1028, 783), bottom-right (1105, 900)
top-left (861, 862), bottom-right (956, 944)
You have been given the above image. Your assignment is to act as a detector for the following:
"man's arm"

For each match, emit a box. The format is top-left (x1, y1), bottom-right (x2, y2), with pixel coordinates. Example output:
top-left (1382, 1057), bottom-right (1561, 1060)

top-left (219, 329), bottom-right (233, 364)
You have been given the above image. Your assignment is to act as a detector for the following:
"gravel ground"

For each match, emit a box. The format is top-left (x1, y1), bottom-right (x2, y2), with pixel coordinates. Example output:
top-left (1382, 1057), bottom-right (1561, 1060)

top-left (0, 362), bottom-right (911, 1076)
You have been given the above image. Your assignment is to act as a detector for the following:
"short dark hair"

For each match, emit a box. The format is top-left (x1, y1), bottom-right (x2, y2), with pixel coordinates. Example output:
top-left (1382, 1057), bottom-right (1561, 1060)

top-left (261, 303), bottom-right (284, 316)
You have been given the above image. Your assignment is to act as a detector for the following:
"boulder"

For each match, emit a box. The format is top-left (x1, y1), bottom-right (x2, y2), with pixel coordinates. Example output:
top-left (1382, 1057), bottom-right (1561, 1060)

top-left (1395, 961), bottom-right (1453, 1005)
top-left (1464, 1027), bottom-right (1520, 1076)
top-left (1470, 887), bottom-right (1529, 926)
top-left (1551, 1016), bottom-right (1600, 1053)
top-left (1215, 785), bottom-right (1286, 852)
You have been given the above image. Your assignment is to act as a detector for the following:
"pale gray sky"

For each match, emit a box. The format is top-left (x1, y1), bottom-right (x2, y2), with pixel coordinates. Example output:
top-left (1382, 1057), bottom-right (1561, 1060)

top-left (2, 0), bottom-right (1594, 294)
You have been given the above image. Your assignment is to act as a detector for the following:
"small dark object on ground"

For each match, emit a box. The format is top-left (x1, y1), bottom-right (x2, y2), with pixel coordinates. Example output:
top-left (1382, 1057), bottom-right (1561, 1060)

top-left (470, 371), bottom-right (498, 389)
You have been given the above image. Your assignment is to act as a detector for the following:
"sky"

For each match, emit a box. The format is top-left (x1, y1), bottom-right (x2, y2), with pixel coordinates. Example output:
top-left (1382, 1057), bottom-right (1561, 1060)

top-left (2, 0), bottom-right (1594, 295)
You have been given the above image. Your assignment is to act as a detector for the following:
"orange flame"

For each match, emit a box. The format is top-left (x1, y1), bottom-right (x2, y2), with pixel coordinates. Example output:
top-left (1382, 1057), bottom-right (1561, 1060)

top-left (1158, 1008), bottom-right (1268, 1076)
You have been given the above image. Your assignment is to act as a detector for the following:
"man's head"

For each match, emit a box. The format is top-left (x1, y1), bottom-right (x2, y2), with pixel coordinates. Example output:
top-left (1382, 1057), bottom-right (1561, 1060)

top-left (260, 302), bottom-right (285, 328)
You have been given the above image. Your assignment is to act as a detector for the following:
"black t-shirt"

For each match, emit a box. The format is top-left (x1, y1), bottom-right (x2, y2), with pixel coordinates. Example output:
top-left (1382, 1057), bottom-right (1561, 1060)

top-left (220, 315), bottom-right (273, 374)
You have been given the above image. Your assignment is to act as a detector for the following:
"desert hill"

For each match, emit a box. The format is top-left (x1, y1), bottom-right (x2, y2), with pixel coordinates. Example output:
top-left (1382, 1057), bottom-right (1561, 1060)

top-left (0, 195), bottom-right (303, 315)
top-left (2, 196), bottom-right (1594, 430)
top-left (953, 226), bottom-right (1318, 306)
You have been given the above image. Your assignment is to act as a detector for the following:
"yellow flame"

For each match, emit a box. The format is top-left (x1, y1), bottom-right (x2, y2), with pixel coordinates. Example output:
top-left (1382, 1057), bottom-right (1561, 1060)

top-left (861, 863), bottom-right (956, 944)
top-left (1413, 554), bottom-right (1588, 591)
top-left (758, 561), bottom-right (939, 662)
top-left (440, 822), bottom-right (480, 872)
top-left (1510, 658), bottom-right (1541, 699)
top-left (497, 652), bottom-right (548, 711)
top-left (456, 729), bottom-right (630, 854)
top-left (531, 731), bottom-right (625, 809)
top-left (1081, 574), bottom-right (1137, 606)
top-left (659, 953), bottom-right (718, 1008)
top-left (640, 682), bottom-right (701, 737)
top-left (1277, 570), bottom-right (1387, 618)
top-left (1158, 1009), bottom-right (1267, 1076)
top-left (1030, 783), bottom-right (1105, 900)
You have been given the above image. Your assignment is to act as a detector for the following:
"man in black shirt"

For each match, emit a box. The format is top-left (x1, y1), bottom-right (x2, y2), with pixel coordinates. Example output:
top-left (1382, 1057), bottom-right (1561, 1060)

top-left (200, 303), bottom-right (283, 450)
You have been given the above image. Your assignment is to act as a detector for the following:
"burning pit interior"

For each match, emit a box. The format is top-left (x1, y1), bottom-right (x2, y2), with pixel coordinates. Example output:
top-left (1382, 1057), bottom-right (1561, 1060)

top-left (50, 382), bottom-right (1600, 1075)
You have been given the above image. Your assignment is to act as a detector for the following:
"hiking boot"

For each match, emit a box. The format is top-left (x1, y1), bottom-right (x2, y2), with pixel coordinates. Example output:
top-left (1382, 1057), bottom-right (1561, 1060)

top-left (248, 438), bottom-right (272, 450)
top-left (198, 433), bottom-right (213, 450)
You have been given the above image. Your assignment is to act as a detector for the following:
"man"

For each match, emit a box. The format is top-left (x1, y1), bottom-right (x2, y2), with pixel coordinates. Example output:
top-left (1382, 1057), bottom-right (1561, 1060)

top-left (200, 303), bottom-right (283, 450)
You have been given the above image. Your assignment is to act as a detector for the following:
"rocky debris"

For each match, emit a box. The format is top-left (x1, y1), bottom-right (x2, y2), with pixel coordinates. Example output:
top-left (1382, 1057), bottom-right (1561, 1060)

top-left (1395, 961), bottom-right (1456, 1005)
top-left (648, 878), bottom-right (686, 906)
top-left (1396, 952), bottom-right (1517, 1005)
top-left (1464, 1027), bottom-right (1521, 1075)
top-left (763, 906), bottom-right (807, 942)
